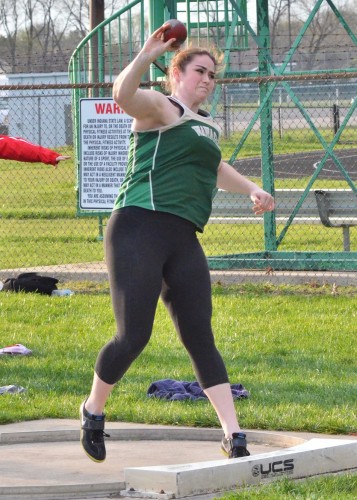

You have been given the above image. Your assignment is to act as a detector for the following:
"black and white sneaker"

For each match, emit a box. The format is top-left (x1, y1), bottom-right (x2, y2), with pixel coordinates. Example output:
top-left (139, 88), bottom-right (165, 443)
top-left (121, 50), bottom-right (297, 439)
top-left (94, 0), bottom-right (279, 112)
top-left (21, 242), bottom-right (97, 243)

top-left (80, 400), bottom-right (109, 462)
top-left (221, 432), bottom-right (250, 458)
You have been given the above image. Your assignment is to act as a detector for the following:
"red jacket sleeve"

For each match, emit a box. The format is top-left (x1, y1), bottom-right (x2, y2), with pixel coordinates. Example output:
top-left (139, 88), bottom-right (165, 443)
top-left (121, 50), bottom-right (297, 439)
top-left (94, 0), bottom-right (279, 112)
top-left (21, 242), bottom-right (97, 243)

top-left (0, 136), bottom-right (60, 165)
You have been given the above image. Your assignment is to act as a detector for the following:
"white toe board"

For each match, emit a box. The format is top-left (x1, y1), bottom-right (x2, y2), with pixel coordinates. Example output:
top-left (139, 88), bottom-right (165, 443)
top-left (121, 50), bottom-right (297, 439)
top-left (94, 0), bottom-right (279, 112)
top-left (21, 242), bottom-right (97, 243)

top-left (124, 439), bottom-right (357, 498)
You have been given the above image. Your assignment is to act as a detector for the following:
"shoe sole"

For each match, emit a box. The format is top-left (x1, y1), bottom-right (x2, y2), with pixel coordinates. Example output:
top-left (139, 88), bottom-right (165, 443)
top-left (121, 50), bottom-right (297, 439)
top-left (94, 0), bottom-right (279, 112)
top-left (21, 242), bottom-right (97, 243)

top-left (221, 446), bottom-right (229, 457)
top-left (220, 446), bottom-right (249, 459)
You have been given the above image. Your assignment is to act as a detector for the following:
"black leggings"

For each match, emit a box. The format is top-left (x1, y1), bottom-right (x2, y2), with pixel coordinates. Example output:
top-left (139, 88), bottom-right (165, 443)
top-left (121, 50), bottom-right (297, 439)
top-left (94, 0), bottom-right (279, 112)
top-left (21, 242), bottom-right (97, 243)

top-left (95, 207), bottom-right (229, 389)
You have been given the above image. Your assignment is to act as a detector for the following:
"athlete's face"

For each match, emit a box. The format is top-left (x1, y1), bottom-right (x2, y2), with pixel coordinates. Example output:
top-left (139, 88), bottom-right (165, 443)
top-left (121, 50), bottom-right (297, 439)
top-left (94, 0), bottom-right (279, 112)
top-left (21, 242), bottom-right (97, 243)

top-left (174, 54), bottom-right (216, 102)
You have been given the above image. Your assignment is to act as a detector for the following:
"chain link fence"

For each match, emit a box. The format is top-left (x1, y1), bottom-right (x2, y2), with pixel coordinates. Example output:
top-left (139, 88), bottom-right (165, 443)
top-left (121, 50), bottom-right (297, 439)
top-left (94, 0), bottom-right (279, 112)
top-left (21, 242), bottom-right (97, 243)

top-left (0, 75), bottom-right (356, 285)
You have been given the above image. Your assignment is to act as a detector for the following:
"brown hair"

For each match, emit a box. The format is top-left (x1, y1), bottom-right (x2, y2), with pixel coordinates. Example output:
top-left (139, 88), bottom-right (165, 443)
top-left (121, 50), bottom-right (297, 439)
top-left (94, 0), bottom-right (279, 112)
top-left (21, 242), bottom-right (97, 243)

top-left (165, 46), bottom-right (224, 93)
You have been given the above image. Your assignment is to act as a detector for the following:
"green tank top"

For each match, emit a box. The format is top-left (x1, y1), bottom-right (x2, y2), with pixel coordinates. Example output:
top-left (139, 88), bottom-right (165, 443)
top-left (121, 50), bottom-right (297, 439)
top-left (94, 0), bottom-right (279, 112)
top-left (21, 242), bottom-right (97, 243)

top-left (113, 96), bottom-right (222, 231)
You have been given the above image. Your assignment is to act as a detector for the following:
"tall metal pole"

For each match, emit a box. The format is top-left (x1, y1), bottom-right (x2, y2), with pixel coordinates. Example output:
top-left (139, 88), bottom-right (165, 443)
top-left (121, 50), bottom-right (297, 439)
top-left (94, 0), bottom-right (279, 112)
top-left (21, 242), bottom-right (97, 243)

top-left (90, 0), bottom-right (105, 30)
top-left (287, 0), bottom-right (293, 71)
top-left (149, 0), bottom-right (166, 82)
top-left (256, 0), bottom-right (277, 251)
top-left (89, 0), bottom-right (105, 90)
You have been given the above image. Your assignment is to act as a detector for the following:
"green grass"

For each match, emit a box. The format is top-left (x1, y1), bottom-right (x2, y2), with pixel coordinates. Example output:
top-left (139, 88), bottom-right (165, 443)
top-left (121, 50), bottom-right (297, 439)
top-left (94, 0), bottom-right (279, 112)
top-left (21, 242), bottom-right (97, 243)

top-left (1, 219), bottom-right (355, 269)
top-left (199, 223), bottom-right (356, 255)
top-left (1, 283), bottom-right (356, 498)
top-left (219, 473), bottom-right (357, 499)
top-left (1, 134), bottom-right (355, 268)
top-left (1, 111), bottom-right (356, 500)
top-left (0, 218), bottom-right (106, 268)
top-left (1, 131), bottom-right (355, 220)
top-left (0, 159), bottom-right (76, 218)
top-left (1, 283), bottom-right (356, 434)
top-left (220, 127), bottom-right (357, 160)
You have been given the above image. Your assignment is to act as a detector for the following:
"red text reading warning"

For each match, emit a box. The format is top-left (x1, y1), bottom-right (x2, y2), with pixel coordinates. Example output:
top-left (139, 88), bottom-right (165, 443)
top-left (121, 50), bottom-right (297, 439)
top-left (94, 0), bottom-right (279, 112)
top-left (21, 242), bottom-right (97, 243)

top-left (95, 102), bottom-right (125, 114)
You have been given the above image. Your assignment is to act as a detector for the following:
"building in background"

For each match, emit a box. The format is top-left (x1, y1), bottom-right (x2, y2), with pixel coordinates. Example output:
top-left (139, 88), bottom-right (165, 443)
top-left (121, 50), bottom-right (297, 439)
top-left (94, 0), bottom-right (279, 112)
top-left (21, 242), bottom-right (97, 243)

top-left (5, 72), bottom-right (72, 147)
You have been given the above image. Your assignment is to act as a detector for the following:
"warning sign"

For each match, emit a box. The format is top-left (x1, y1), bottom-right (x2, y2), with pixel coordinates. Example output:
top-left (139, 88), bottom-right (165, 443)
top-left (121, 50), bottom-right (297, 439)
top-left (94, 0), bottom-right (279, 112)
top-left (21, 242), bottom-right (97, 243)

top-left (79, 98), bottom-right (132, 211)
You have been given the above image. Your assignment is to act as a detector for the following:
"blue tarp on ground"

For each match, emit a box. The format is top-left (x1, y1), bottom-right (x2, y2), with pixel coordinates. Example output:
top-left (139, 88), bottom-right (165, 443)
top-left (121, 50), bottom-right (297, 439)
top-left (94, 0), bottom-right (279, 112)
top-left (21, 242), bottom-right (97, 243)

top-left (147, 379), bottom-right (249, 401)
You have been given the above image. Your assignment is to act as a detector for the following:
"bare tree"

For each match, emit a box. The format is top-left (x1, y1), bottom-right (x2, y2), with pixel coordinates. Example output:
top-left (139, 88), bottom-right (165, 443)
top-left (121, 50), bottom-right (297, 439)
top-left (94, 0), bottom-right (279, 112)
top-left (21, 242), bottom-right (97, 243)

top-left (0, 0), bottom-right (20, 72)
top-left (48, 4), bottom-right (75, 71)
top-left (267, 0), bottom-right (357, 70)
top-left (2, 0), bottom-right (354, 75)
top-left (297, 0), bottom-right (350, 70)
top-left (61, 0), bottom-right (90, 39)
top-left (269, 0), bottom-right (289, 56)
top-left (20, 0), bottom-right (43, 71)
top-left (105, 0), bottom-right (129, 17)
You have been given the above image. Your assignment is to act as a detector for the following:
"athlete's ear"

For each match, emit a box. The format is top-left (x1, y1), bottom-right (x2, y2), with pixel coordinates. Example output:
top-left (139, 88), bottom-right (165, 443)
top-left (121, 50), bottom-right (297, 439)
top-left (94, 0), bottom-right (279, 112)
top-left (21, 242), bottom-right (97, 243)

top-left (172, 66), bottom-right (181, 83)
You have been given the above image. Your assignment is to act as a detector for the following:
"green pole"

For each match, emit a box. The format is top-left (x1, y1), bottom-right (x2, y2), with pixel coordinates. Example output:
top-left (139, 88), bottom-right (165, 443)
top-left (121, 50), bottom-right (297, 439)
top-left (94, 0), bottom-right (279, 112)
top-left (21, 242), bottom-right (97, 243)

top-left (256, 0), bottom-right (277, 251)
top-left (148, 0), bottom-right (166, 82)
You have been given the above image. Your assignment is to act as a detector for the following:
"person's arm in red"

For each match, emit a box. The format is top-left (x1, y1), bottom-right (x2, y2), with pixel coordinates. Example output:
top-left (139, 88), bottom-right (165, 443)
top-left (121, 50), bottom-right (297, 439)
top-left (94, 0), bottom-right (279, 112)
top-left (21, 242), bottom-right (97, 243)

top-left (0, 135), bottom-right (70, 166)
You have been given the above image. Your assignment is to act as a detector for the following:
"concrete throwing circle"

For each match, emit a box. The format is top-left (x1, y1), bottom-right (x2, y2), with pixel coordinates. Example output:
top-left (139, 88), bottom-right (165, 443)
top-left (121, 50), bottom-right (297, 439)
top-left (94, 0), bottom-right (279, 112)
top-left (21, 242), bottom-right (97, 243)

top-left (0, 426), bottom-right (305, 499)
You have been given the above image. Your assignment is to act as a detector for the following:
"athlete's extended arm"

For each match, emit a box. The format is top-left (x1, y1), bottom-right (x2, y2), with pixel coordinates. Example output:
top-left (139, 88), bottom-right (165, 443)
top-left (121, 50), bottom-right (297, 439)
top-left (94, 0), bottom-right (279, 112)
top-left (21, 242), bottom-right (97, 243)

top-left (217, 161), bottom-right (274, 215)
top-left (0, 135), bottom-right (70, 166)
top-left (112, 24), bottom-right (175, 122)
